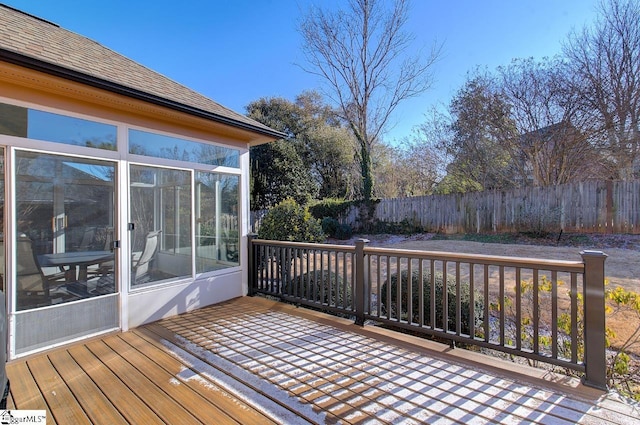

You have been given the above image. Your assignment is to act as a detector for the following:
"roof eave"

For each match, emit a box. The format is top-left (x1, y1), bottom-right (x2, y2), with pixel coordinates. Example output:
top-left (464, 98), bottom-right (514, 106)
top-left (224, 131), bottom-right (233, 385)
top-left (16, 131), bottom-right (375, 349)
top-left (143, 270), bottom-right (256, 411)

top-left (0, 48), bottom-right (286, 141)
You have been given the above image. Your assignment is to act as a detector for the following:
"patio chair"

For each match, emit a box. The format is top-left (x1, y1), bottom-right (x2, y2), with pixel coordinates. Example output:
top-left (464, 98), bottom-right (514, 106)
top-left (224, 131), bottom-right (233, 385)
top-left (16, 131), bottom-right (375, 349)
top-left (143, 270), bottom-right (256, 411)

top-left (16, 235), bottom-right (68, 303)
top-left (86, 227), bottom-right (114, 279)
top-left (132, 230), bottom-right (161, 284)
top-left (74, 226), bottom-right (96, 251)
top-left (90, 229), bottom-right (161, 293)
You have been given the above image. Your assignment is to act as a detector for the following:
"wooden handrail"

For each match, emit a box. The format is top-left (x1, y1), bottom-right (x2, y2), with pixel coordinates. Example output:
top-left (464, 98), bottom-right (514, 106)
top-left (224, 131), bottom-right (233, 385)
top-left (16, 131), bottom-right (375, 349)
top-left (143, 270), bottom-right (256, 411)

top-left (364, 246), bottom-right (585, 272)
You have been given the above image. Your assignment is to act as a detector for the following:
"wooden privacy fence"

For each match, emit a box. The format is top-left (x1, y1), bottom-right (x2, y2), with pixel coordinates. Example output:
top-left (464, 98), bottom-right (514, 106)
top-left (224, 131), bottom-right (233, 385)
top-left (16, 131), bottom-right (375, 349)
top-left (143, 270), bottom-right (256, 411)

top-left (248, 236), bottom-right (609, 389)
top-left (342, 180), bottom-right (640, 234)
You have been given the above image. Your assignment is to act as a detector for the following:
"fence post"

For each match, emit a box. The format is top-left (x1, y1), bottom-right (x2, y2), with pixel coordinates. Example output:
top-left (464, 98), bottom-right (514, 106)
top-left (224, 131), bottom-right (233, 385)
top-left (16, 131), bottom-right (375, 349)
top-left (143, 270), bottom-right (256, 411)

top-left (581, 250), bottom-right (608, 390)
top-left (354, 238), bottom-right (369, 326)
top-left (247, 234), bottom-right (257, 296)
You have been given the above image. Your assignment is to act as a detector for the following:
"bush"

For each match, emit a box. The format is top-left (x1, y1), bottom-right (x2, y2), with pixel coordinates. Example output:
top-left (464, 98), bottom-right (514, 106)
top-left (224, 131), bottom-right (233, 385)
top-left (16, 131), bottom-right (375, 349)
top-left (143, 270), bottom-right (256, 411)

top-left (321, 217), bottom-right (339, 237)
top-left (287, 271), bottom-right (352, 308)
top-left (605, 286), bottom-right (640, 400)
top-left (335, 223), bottom-right (353, 240)
top-left (499, 279), bottom-right (640, 400)
top-left (514, 204), bottom-right (561, 237)
top-left (321, 217), bottom-right (353, 240)
top-left (309, 198), bottom-right (354, 220)
top-left (258, 198), bottom-right (324, 242)
top-left (371, 218), bottom-right (423, 235)
top-left (380, 270), bottom-right (484, 335)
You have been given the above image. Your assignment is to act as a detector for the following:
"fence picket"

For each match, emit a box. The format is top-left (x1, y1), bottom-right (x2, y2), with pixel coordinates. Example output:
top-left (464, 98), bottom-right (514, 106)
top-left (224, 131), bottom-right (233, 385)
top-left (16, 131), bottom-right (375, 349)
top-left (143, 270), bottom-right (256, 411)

top-left (251, 179), bottom-right (640, 234)
top-left (359, 179), bottom-right (639, 234)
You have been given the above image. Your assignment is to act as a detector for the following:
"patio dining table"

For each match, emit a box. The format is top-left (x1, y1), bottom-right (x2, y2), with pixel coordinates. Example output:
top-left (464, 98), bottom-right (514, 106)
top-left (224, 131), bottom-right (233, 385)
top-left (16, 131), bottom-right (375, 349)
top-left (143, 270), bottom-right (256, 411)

top-left (38, 250), bottom-right (113, 283)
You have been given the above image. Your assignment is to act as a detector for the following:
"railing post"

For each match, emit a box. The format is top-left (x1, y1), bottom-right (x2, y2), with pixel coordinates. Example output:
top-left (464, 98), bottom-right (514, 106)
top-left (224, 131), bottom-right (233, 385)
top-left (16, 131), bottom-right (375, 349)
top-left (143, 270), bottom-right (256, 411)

top-left (581, 250), bottom-right (608, 390)
top-left (354, 238), bottom-right (369, 326)
top-left (247, 233), bottom-right (257, 296)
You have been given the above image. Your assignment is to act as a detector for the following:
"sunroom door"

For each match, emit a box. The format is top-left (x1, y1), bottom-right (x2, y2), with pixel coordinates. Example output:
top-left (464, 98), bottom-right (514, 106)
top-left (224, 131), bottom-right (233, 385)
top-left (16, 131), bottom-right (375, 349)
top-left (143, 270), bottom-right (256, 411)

top-left (13, 151), bottom-right (119, 355)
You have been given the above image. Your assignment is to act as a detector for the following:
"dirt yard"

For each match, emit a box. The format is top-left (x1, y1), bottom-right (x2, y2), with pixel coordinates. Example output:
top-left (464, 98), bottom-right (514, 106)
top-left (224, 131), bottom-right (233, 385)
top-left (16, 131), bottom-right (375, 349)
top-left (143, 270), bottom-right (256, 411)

top-left (346, 232), bottom-right (640, 352)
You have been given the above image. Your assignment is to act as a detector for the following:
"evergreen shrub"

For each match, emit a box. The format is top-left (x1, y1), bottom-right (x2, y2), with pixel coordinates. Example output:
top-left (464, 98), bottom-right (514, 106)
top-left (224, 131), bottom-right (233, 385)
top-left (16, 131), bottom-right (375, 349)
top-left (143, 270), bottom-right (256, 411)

top-left (288, 271), bottom-right (352, 308)
top-left (258, 198), bottom-right (324, 242)
top-left (380, 270), bottom-right (484, 335)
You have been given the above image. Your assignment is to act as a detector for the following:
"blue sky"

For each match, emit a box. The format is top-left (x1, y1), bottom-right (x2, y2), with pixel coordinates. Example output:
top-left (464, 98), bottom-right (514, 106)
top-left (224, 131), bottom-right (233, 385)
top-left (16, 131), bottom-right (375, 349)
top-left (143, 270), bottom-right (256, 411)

top-left (4, 0), bottom-right (600, 143)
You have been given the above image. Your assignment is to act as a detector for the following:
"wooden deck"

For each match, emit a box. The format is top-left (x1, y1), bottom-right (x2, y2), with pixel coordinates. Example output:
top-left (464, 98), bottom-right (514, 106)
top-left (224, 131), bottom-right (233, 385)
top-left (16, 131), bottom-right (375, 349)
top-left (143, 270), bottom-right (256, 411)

top-left (6, 296), bottom-right (639, 424)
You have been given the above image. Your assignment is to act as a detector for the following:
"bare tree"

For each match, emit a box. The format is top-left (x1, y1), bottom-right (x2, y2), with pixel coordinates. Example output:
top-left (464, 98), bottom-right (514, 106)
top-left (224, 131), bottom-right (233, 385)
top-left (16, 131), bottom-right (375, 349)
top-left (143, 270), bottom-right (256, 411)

top-left (564, 0), bottom-right (640, 179)
top-left (444, 73), bottom-right (519, 191)
top-left (498, 57), bottom-right (605, 185)
top-left (299, 0), bottom-right (440, 200)
top-left (393, 107), bottom-right (450, 195)
top-left (373, 138), bottom-right (440, 198)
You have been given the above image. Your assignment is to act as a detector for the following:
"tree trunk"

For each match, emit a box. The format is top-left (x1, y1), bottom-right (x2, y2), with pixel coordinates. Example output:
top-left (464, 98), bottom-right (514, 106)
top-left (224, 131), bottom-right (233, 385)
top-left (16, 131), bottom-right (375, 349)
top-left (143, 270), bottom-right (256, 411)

top-left (360, 143), bottom-right (373, 201)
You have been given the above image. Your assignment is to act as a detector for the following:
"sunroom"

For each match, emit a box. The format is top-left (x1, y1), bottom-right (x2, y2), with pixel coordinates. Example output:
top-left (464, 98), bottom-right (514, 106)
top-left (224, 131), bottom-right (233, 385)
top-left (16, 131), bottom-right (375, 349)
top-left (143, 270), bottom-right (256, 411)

top-left (0, 5), bottom-right (282, 358)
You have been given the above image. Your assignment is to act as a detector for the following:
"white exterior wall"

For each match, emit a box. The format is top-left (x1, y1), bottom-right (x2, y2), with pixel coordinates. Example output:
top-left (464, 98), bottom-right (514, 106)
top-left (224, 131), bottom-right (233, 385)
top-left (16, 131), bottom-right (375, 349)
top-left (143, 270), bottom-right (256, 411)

top-left (127, 270), bottom-right (244, 328)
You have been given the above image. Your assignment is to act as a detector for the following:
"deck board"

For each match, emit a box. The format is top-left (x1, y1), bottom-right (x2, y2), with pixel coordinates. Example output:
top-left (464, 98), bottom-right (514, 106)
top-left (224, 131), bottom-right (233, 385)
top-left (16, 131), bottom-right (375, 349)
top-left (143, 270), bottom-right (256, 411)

top-left (7, 361), bottom-right (56, 424)
top-left (5, 296), bottom-right (639, 425)
top-left (104, 333), bottom-right (244, 425)
top-left (85, 338), bottom-right (201, 425)
top-left (47, 349), bottom-right (126, 424)
top-left (66, 344), bottom-right (164, 424)
top-left (27, 355), bottom-right (90, 424)
top-left (128, 328), bottom-right (278, 425)
top-left (141, 323), bottom-right (299, 423)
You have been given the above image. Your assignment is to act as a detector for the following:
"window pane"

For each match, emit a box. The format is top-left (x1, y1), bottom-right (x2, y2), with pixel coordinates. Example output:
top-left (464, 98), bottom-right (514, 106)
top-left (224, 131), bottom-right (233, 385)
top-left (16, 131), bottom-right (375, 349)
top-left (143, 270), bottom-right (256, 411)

top-left (15, 151), bottom-right (116, 311)
top-left (196, 172), bottom-right (239, 273)
top-left (129, 129), bottom-right (239, 167)
top-left (28, 110), bottom-right (117, 150)
top-left (130, 165), bottom-right (192, 288)
top-left (0, 102), bottom-right (116, 150)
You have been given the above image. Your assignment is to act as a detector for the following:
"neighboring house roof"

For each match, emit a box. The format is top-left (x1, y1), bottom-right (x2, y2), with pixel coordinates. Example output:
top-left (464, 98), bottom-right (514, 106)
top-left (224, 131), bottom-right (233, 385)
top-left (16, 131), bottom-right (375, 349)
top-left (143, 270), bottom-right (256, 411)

top-left (0, 4), bottom-right (284, 140)
top-left (519, 122), bottom-right (580, 148)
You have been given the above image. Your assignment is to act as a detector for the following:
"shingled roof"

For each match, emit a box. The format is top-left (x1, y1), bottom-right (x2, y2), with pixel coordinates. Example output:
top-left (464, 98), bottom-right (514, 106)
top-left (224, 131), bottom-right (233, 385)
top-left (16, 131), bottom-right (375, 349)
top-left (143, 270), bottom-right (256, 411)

top-left (0, 4), bottom-right (284, 139)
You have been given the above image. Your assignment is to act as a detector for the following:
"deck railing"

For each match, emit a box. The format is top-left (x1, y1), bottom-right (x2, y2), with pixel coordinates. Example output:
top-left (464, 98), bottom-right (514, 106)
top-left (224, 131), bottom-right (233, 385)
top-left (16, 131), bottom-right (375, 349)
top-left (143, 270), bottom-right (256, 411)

top-left (248, 236), bottom-right (608, 389)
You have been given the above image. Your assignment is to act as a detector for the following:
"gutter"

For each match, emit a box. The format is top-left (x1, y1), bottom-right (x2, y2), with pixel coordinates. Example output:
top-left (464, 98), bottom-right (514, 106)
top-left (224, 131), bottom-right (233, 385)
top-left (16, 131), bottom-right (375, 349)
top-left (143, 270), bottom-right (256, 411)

top-left (0, 48), bottom-right (286, 140)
